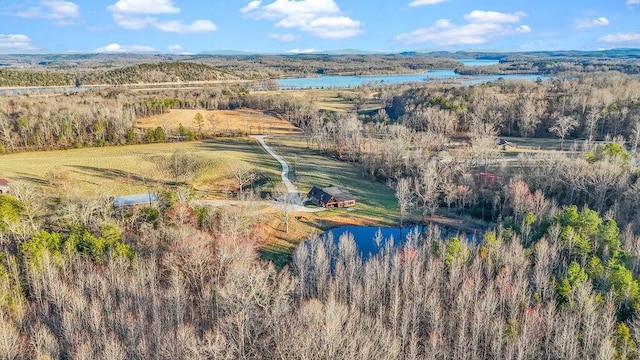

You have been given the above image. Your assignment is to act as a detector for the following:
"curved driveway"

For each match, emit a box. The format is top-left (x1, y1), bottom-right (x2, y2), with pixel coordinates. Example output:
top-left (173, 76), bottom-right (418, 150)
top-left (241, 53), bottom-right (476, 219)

top-left (250, 135), bottom-right (297, 195)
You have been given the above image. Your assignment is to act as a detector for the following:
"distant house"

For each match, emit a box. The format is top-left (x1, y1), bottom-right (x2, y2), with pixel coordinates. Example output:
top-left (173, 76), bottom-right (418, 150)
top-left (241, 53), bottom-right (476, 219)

top-left (0, 179), bottom-right (9, 194)
top-left (308, 186), bottom-right (356, 208)
top-left (498, 139), bottom-right (517, 151)
top-left (113, 193), bottom-right (158, 208)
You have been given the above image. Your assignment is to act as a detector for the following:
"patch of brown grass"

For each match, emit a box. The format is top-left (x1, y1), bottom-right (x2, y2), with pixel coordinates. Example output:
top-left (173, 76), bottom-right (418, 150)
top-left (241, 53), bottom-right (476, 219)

top-left (137, 109), bottom-right (300, 135)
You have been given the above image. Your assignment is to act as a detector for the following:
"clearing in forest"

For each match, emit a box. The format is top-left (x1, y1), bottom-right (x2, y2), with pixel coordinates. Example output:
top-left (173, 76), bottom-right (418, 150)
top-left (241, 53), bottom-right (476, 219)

top-left (136, 109), bottom-right (300, 136)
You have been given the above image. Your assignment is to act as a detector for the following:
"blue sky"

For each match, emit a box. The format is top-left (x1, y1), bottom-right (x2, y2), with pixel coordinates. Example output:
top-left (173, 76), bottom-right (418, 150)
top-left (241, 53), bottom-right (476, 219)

top-left (0, 0), bottom-right (639, 53)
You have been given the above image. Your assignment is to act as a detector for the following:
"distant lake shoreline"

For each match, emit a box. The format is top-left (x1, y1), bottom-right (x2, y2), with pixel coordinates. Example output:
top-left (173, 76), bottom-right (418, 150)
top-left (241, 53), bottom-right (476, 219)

top-left (277, 59), bottom-right (546, 89)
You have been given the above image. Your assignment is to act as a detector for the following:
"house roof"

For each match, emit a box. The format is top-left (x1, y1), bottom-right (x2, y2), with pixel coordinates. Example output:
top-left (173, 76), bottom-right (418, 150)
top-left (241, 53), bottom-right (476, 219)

top-left (0, 179), bottom-right (8, 186)
top-left (113, 193), bottom-right (158, 207)
top-left (309, 186), bottom-right (356, 203)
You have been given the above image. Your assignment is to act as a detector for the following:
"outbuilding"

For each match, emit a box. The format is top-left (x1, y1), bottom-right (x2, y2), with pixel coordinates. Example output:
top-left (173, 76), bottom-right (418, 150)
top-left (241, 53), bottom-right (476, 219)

top-left (113, 193), bottom-right (158, 208)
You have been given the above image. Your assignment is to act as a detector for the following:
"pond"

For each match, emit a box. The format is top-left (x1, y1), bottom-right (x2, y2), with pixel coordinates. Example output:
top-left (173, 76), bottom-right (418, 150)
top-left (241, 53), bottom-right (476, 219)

top-left (277, 59), bottom-right (545, 89)
top-left (319, 225), bottom-right (478, 259)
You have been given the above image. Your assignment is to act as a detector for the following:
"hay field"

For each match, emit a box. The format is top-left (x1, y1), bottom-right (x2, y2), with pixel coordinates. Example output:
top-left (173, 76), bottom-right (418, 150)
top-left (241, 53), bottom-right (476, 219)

top-left (0, 139), bottom-right (280, 197)
top-left (136, 109), bottom-right (300, 136)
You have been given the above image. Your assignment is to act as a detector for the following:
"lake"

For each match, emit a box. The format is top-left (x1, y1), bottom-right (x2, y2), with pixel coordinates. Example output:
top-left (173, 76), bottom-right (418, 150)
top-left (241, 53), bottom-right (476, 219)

top-left (277, 59), bottom-right (546, 89)
top-left (320, 225), bottom-right (478, 259)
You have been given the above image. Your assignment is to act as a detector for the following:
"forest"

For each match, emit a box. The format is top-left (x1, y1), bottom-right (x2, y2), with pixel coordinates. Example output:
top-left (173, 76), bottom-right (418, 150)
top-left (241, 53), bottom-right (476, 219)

top-left (0, 55), bottom-right (461, 87)
top-left (0, 66), bottom-right (639, 358)
top-left (1, 49), bottom-right (640, 87)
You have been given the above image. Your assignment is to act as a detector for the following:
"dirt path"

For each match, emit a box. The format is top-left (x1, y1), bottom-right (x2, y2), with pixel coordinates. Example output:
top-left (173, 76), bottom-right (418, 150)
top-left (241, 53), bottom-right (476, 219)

top-left (250, 135), bottom-right (297, 195)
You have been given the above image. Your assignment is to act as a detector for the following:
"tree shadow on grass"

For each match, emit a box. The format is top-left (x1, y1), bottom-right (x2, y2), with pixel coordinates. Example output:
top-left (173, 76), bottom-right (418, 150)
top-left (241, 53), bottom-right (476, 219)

top-left (13, 173), bottom-right (49, 186)
top-left (195, 139), bottom-right (283, 177)
top-left (68, 165), bottom-right (166, 186)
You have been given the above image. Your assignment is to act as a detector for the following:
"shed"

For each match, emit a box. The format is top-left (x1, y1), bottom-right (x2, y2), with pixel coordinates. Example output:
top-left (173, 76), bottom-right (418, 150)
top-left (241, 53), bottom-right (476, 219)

top-left (113, 193), bottom-right (158, 208)
top-left (308, 186), bottom-right (356, 208)
top-left (0, 179), bottom-right (9, 194)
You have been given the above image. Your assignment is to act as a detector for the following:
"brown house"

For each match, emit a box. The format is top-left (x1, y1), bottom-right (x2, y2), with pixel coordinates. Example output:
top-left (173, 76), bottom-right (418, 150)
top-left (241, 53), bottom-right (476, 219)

top-left (308, 186), bottom-right (356, 208)
top-left (0, 179), bottom-right (9, 194)
top-left (498, 139), bottom-right (517, 151)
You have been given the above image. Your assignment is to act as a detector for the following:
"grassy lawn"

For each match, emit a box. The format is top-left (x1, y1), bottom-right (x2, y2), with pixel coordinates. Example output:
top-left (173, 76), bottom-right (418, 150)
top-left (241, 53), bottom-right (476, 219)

top-left (0, 138), bottom-right (281, 197)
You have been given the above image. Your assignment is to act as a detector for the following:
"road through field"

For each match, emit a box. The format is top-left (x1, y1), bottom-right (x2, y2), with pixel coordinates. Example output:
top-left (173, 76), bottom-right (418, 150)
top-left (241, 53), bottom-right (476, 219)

top-left (250, 135), bottom-right (298, 195)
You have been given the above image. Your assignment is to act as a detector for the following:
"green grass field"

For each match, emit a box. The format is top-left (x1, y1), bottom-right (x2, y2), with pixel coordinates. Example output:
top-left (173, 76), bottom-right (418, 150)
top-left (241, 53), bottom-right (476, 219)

top-left (0, 139), bottom-right (281, 197)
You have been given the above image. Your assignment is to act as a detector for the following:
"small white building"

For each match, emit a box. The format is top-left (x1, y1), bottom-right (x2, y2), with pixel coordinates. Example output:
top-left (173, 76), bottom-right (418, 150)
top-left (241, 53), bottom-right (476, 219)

top-left (113, 193), bottom-right (158, 208)
top-left (0, 179), bottom-right (9, 194)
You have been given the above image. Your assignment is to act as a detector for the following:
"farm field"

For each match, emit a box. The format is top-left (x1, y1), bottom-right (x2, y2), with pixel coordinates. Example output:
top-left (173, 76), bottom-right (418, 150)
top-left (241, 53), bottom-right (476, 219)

top-left (0, 139), bottom-right (281, 197)
top-left (136, 108), bottom-right (300, 136)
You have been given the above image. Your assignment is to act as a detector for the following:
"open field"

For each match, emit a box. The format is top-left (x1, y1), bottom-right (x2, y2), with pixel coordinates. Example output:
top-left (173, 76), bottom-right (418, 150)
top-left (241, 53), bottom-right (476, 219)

top-left (259, 89), bottom-right (381, 112)
top-left (136, 109), bottom-right (300, 136)
top-left (0, 139), bottom-right (281, 197)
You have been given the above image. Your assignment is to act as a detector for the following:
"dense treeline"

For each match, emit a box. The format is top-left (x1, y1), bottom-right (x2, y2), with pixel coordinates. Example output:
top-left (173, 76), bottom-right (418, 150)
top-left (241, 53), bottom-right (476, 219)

top-left (0, 86), bottom-right (313, 151)
top-left (193, 54), bottom-right (462, 79)
top-left (386, 74), bottom-right (640, 141)
top-left (0, 62), bottom-right (237, 87)
top-left (0, 56), bottom-right (462, 87)
top-left (0, 69), bottom-right (77, 87)
top-left (3, 51), bottom-right (640, 87)
top-left (79, 62), bottom-right (238, 85)
top-left (456, 59), bottom-right (640, 76)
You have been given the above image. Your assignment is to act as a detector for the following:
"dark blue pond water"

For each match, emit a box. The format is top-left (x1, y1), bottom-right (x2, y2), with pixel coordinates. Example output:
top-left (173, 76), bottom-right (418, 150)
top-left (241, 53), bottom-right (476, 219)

top-left (321, 225), bottom-right (477, 258)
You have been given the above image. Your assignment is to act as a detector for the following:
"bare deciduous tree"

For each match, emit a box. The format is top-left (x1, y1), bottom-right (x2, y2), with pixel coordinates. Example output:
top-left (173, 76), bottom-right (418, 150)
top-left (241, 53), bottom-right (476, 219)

top-left (227, 163), bottom-right (257, 199)
top-left (395, 178), bottom-right (413, 228)
top-left (549, 115), bottom-right (579, 150)
top-left (272, 182), bottom-right (295, 233)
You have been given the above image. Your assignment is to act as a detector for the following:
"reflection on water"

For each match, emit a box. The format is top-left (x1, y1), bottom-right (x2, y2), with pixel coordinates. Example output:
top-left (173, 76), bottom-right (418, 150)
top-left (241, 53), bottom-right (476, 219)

top-left (319, 225), bottom-right (477, 259)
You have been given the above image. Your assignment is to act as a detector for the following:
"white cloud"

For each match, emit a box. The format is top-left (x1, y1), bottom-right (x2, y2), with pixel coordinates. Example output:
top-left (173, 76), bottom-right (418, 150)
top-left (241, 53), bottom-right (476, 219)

top-left (111, 14), bottom-right (156, 29)
top-left (267, 33), bottom-right (297, 41)
top-left (241, 0), bottom-right (262, 13)
top-left (107, 0), bottom-right (179, 15)
top-left (408, 0), bottom-right (450, 6)
top-left (463, 10), bottom-right (526, 23)
top-left (0, 34), bottom-right (36, 51)
top-left (107, 0), bottom-right (216, 33)
top-left (577, 17), bottom-right (609, 29)
top-left (628, 0), bottom-right (640, 5)
top-left (155, 19), bottom-right (217, 33)
top-left (15, 1), bottom-right (80, 25)
top-left (94, 43), bottom-right (155, 53)
top-left (287, 48), bottom-right (316, 53)
top-left (168, 44), bottom-right (183, 52)
top-left (242, 0), bottom-right (363, 39)
top-left (598, 32), bottom-right (640, 43)
top-left (396, 10), bottom-right (530, 46)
